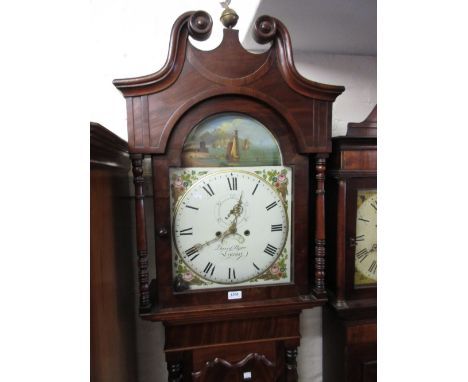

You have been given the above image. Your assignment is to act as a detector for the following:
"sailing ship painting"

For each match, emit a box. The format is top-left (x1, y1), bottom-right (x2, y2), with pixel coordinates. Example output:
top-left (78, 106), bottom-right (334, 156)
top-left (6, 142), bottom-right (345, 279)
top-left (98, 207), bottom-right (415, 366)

top-left (182, 113), bottom-right (282, 167)
top-left (225, 129), bottom-right (240, 162)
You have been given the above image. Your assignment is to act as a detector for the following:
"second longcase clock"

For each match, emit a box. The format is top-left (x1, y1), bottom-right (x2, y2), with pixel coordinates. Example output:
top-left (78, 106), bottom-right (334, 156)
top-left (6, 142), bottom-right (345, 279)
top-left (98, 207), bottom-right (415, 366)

top-left (113, 9), bottom-right (344, 381)
top-left (323, 106), bottom-right (377, 382)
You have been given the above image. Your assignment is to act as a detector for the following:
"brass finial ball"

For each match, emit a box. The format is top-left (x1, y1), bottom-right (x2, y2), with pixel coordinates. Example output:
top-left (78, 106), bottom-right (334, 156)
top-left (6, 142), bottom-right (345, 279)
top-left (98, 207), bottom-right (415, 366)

top-left (220, 7), bottom-right (239, 29)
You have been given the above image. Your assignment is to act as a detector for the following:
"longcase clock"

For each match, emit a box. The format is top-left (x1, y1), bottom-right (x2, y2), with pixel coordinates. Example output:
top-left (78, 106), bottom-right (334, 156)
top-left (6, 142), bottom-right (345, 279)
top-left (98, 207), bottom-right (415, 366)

top-left (323, 106), bottom-right (377, 382)
top-left (113, 8), bottom-right (344, 381)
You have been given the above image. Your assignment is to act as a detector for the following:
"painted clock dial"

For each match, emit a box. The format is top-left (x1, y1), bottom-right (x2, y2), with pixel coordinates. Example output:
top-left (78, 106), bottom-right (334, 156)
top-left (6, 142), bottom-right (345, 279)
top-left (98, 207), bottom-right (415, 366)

top-left (170, 166), bottom-right (292, 290)
top-left (354, 190), bottom-right (377, 285)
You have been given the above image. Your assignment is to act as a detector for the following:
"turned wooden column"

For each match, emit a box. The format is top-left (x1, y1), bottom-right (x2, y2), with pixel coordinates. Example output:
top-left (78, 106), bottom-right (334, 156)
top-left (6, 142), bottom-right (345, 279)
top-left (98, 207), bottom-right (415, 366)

top-left (167, 361), bottom-right (183, 382)
top-left (285, 347), bottom-right (298, 382)
top-left (131, 154), bottom-right (151, 313)
top-left (313, 154), bottom-right (328, 298)
top-left (335, 178), bottom-right (347, 307)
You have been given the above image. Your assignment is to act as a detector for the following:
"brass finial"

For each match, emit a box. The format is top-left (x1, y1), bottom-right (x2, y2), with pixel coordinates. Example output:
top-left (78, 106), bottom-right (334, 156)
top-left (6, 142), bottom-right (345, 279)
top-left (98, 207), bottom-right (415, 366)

top-left (220, 0), bottom-right (239, 29)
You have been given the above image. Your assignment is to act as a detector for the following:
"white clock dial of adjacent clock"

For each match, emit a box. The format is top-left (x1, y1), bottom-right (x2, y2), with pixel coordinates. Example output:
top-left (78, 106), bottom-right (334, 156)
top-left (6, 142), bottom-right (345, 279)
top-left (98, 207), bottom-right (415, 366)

top-left (354, 191), bottom-right (377, 282)
top-left (172, 169), bottom-right (289, 284)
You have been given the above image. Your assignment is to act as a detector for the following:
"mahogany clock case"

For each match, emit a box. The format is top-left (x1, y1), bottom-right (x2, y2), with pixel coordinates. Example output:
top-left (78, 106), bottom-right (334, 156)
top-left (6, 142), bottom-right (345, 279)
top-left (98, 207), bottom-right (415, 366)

top-left (322, 109), bottom-right (377, 382)
top-left (113, 11), bottom-right (345, 320)
top-left (151, 96), bottom-right (311, 311)
top-left (112, 10), bottom-right (345, 380)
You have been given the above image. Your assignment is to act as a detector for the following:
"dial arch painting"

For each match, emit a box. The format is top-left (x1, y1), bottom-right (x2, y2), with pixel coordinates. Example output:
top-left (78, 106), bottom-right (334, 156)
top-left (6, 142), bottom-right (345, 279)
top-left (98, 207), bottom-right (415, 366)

top-left (181, 113), bottom-right (283, 167)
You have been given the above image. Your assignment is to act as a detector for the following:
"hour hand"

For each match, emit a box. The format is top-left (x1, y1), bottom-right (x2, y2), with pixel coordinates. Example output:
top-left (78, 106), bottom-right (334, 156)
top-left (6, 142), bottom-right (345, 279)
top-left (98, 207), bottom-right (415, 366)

top-left (194, 237), bottom-right (218, 250)
top-left (194, 230), bottom-right (229, 250)
top-left (226, 192), bottom-right (244, 220)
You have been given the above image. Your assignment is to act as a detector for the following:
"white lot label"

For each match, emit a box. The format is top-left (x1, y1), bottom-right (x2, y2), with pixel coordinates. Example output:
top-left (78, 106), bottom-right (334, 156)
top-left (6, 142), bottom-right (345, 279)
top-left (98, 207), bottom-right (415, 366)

top-left (243, 371), bottom-right (252, 379)
top-left (228, 291), bottom-right (242, 300)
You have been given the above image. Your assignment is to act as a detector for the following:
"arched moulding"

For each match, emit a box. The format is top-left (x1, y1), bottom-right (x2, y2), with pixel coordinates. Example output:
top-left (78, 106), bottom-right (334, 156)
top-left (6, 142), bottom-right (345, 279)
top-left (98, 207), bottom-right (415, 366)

top-left (112, 10), bottom-right (212, 95)
top-left (188, 10), bottom-right (213, 41)
top-left (253, 15), bottom-right (345, 101)
top-left (155, 87), bottom-right (307, 154)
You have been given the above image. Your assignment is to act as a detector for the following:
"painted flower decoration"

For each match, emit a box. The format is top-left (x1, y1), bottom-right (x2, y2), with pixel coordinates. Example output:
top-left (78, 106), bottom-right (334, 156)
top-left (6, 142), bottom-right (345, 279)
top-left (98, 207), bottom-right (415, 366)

top-left (174, 177), bottom-right (184, 189)
top-left (278, 173), bottom-right (287, 183)
top-left (182, 271), bottom-right (194, 282)
top-left (270, 263), bottom-right (280, 275)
